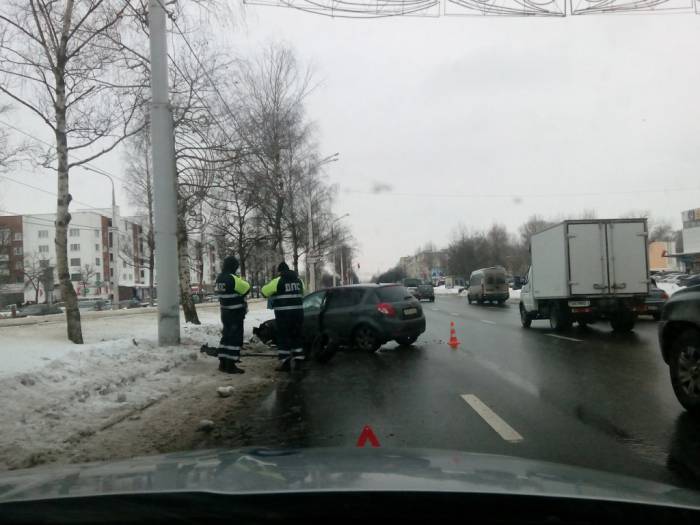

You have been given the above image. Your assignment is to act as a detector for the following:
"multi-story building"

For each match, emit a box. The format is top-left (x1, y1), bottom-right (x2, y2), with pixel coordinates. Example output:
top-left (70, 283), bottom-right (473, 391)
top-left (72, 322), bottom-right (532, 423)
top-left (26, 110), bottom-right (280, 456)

top-left (0, 208), bottom-right (222, 306)
top-left (399, 250), bottom-right (449, 283)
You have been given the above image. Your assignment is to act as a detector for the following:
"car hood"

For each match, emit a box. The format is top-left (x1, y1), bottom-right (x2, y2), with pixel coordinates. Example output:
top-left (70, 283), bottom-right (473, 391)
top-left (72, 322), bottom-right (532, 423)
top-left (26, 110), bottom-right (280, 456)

top-left (0, 448), bottom-right (698, 508)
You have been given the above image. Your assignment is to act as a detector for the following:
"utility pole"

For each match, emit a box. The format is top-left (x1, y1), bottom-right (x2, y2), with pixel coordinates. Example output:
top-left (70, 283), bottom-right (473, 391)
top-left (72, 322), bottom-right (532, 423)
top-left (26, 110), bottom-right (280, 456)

top-left (340, 245), bottom-right (344, 285)
top-left (110, 180), bottom-right (120, 310)
top-left (307, 201), bottom-right (316, 293)
top-left (149, 0), bottom-right (180, 345)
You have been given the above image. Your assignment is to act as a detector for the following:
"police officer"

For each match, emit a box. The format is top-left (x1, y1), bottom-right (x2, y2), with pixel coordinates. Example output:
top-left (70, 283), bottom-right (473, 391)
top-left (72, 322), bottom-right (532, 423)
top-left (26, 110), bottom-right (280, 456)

top-left (262, 262), bottom-right (304, 371)
top-left (215, 255), bottom-right (250, 373)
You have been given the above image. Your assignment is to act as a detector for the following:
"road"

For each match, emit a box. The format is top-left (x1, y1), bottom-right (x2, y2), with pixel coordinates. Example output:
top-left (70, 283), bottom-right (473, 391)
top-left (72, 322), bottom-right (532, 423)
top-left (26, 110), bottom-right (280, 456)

top-left (208, 294), bottom-right (700, 491)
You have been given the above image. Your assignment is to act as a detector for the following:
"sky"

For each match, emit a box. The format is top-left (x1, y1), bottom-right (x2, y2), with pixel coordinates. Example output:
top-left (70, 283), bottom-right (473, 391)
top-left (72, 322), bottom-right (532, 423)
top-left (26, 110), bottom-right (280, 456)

top-left (2, 3), bottom-right (700, 280)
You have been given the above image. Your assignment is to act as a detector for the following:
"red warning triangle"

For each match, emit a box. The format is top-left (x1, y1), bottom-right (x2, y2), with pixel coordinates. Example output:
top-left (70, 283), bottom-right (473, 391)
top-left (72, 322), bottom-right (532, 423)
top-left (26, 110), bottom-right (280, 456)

top-left (356, 425), bottom-right (380, 448)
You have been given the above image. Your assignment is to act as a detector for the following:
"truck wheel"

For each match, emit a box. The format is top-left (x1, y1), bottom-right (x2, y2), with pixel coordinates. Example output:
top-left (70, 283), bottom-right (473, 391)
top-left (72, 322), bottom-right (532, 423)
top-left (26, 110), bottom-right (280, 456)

top-left (669, 328), bottom-right (700, 415)
top-left (610, 314), bottom-right (635, 333)
top-left (519, 304), bottom-right (532, 328)
top-left (549, 303), bottom-right (572, 331)
top-left (578, 319), bottom-right (589, 329)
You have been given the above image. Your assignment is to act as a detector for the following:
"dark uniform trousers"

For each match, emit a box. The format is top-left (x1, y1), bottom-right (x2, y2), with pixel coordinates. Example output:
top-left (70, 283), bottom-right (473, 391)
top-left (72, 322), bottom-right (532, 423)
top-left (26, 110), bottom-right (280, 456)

top-left (219, 306), bottom-right (244, 364)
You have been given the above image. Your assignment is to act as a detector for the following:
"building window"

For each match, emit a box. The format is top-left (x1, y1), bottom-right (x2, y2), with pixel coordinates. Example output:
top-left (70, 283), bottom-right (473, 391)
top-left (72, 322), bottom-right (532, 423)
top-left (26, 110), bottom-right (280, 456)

top-left (94, 229), bottom-right (100, 238)
top-left (109, 253), bottom-right (113, 262)
top-left (38, 230), bottom-right (49, 238)
top-left (95, 258), bottom-right (101, 266)
top-left (70, 258), bottom-right (81, 267)
top-left (122, 260), bottom-right (126, 268)
top-left (40, 260), bottom-right (49, 268)
top-left (128, 274), bottom-right (132, 281)
top-left (13, 247), bottom-right (22, 256)
top-left (70, 244), bottom-right (80, 251)
top-left (70, 273), bottom-right (81, 281)
top-left (69, 228), bottom-right (80, 237)
top-left (16, 275), bottom-right (23, 283)
top-left (140, 270), bottom-right (145, 278)
top-left (38, 245), bottom-right (49, 253)
top-left (95, 244), bottom-right (100, 251)
top-left (110, 268), bottom-right (113, 277)
top-left (14, 232), bottom-right (22, 241)
top-left (95, 272), bottom-right (101, 282)
top-left (15, 260), bottom-right (23, 270)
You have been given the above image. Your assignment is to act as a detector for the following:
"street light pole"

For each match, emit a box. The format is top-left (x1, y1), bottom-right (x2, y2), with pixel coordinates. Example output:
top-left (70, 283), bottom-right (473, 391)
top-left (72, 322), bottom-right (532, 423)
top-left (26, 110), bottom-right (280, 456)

top-left (149, 0), bottom-right (180, 345)
top-left (82, 167), bottom-right (119, 310)
top-left (330, 213), bottom-right (349, 287)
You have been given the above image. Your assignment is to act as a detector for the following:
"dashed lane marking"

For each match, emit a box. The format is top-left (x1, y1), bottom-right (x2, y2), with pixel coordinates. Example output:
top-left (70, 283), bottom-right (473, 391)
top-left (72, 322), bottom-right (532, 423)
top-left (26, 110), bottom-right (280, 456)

top-left (480, 319), bottom-right (497, 325)
top-left (451, 312), bottom-right (460, 316)
top-left (461, 394), bottom-right (523, 443)
top-left (545, 333), bottom-right (583, 343)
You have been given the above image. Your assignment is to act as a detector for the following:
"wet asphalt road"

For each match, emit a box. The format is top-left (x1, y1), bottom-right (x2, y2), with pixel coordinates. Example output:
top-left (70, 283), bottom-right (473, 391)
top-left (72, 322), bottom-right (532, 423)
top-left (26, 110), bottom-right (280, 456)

top-left (222, 295), bottom-right (700, 491)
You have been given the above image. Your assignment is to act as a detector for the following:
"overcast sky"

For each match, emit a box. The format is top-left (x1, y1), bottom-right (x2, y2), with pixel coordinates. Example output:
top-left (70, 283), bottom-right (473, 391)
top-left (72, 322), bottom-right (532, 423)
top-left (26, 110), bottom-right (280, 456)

top-left (2, 5), bottom-right (700, 280)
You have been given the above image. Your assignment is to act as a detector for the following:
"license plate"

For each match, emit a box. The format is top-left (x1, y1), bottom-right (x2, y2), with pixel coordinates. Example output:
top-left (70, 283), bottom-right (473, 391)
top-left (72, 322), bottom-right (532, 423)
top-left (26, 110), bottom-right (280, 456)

top-left (568, 300), bottom-right (591, 307)
top-left (403, 307), bottom-right (418, 316)
top-left (647, 305), bottom-right (658, 311)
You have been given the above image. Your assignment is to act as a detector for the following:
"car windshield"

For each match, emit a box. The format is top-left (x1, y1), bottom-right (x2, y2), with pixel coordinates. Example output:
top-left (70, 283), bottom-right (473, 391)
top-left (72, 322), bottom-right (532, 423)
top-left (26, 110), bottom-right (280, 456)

top-left (1, 0), bottom-right (700, 509)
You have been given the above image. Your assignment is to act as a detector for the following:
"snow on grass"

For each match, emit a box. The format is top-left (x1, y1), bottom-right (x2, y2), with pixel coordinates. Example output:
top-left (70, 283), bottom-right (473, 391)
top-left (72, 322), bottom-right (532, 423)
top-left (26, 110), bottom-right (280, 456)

top-left (0, 303), bottom-right (275, 470)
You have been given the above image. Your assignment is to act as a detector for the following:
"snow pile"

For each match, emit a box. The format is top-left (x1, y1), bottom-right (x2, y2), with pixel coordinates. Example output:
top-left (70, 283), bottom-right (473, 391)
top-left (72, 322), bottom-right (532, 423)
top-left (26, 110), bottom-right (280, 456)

top-left (433, 285), bottom-right (463, 295)
top-left (0, 305), bottom-right (275, 470)
top-left (656, 282), bottom-right (684, 297)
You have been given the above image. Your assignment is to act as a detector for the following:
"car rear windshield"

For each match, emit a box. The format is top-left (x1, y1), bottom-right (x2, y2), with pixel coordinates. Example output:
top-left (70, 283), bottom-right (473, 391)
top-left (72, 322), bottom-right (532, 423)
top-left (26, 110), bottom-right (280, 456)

top-left (403, 279), bottom-right (421, 287)
top-left (377, 286), bottom-right (411, 302)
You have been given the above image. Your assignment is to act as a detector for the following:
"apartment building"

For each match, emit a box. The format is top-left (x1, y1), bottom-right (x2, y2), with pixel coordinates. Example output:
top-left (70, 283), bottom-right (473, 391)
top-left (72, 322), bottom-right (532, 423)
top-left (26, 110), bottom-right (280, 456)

top-left (0, 209), bottom-right (221, 306)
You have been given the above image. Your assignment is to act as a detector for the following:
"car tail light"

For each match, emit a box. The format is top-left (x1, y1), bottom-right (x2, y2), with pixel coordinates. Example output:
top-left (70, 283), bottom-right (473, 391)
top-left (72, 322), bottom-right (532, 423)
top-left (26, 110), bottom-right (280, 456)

top-left (661, 291), bottom-right (669, 299)
top-left (377, 303), bottom-right (396, 317)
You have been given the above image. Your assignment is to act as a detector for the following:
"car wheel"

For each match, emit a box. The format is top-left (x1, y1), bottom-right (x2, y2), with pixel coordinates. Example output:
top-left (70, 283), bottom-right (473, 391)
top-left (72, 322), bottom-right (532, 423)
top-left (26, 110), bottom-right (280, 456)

top-left (497, 299), bottom-right (505, 305)
top-left (652, 312), bottom-right (661, 322)
top-left (519, 304), bottom-right (531, 328)
top-left (311, 333), bottom-right (338, 364)
top-left (395, 335), bottom-right (418, 347)
top-left (610, 313), bottom-right (635, 333)
top-left (578, 319), bottom-right (589, 328)
top-left (669, 328), bottom-right (700, 415)
top-left (549, 303), bottom-right (572, 331)
top-left (429, 297), bottom-right (435, 303)
top-left (354, 325), bottom-right (381, 353)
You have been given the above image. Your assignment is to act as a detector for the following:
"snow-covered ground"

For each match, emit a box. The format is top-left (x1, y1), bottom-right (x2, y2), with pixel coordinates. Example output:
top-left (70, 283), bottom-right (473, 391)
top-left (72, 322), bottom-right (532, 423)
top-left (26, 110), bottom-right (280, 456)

top-left (656, 282), bottom-right (684, 297)
top-left (433, 285), bottom-right (462, 295)
top-left (0, 304), bottom-right (274, 470)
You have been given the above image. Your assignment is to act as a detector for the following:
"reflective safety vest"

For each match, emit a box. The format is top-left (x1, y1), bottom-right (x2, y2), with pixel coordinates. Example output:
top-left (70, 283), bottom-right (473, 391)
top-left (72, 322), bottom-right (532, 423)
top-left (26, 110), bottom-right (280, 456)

top-left (215, 273), bottom-right (251, 310)
top-left (262, 270), bottom-right (304, 311)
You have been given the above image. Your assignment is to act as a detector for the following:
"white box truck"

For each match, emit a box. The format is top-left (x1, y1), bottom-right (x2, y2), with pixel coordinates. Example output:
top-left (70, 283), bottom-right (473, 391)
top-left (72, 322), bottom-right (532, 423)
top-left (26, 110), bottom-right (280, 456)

top-left (519, 219), bottom-right (650, 332)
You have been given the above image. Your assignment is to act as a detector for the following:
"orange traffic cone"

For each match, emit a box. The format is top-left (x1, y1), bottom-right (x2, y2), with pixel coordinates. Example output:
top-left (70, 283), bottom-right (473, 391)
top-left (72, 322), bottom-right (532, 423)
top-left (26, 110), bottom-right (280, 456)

top-left (448, 321), bottom-right (460, 349)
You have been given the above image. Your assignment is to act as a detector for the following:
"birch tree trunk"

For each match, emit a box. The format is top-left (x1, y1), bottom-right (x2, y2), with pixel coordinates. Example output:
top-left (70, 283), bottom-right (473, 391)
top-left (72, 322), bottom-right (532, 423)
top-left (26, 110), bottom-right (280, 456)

top-left (55, 67), bottom-right (83, 343)
top-left (177, 214), bottom-right (200, 324)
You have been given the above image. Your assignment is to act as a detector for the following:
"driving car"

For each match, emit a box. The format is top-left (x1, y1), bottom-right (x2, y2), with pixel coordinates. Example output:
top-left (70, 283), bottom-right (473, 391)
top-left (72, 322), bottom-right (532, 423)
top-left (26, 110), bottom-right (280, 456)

top-left (414, 281), bottom-right (435, 302)
top-left (658, 284), bottom-right (700, 415)
top-left (402, 278), bottom-right (422, 297)
top-left (467, 266), bottom-right (509, 305)
top-left (640, 280), bottom-right (669, 321)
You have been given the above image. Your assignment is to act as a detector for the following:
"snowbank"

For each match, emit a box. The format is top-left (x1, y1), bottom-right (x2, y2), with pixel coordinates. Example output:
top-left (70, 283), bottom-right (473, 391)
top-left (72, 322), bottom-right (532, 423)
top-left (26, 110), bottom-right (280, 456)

top-left (657, 282), bottom-right (684, 297)
top-left (433, 285), bottom-right (462, 295)
top-left (0, 305), bottom-right (274, 470)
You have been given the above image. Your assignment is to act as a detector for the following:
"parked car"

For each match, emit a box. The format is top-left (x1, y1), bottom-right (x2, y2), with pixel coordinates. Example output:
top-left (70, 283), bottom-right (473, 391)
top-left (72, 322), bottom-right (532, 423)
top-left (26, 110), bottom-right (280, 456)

top-left (658, 284), bottom-right (700, 415)
top-left (468, 266), bottom-right (509, 305)
top-left (639, 280), bottom-right (669, 321)
top-left (78, 299), bottom-right (110, 311)
top-left (16, 304), bottom-right (62, 317)
top-left (118, 298), bottom-right (143, 309)
top-left (678, 274), bottom-right (700, 287)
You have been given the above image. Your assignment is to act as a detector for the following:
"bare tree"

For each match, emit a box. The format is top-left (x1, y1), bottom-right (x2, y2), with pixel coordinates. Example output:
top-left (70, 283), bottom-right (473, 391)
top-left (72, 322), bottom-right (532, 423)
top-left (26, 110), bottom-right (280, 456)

top-left (77, 263), bottom-right (97, 298)
top-left (123, 130), bottom-right (155, 305)
top-left (22, 253), bottom-right (45, 304)
top-left (0, 1), bottom-right (147, 343)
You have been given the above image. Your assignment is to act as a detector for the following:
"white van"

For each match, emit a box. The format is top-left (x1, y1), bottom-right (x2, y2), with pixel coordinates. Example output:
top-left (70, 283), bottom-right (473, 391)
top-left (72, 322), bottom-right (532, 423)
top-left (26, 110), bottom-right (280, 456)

top-left (467, 267), bottom-right (509, 305)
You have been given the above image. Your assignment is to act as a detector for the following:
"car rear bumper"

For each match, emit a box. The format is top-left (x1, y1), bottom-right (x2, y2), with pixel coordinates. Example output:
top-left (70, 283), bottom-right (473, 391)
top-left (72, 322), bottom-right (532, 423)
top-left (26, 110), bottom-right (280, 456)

top-left (378, 316), bottom-right (426, 341)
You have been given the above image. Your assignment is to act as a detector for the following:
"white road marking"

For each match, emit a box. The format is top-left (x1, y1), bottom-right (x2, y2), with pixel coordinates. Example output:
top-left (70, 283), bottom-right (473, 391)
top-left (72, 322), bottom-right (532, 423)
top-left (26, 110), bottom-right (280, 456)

top-left (480, 319), bottom-right (496, 325)
top-left (461, 394), bottom-right (523, 443)
top-left (451, 312), bottom-right (460, 316)
top-left (545, 333), bottom-right (583, 343)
